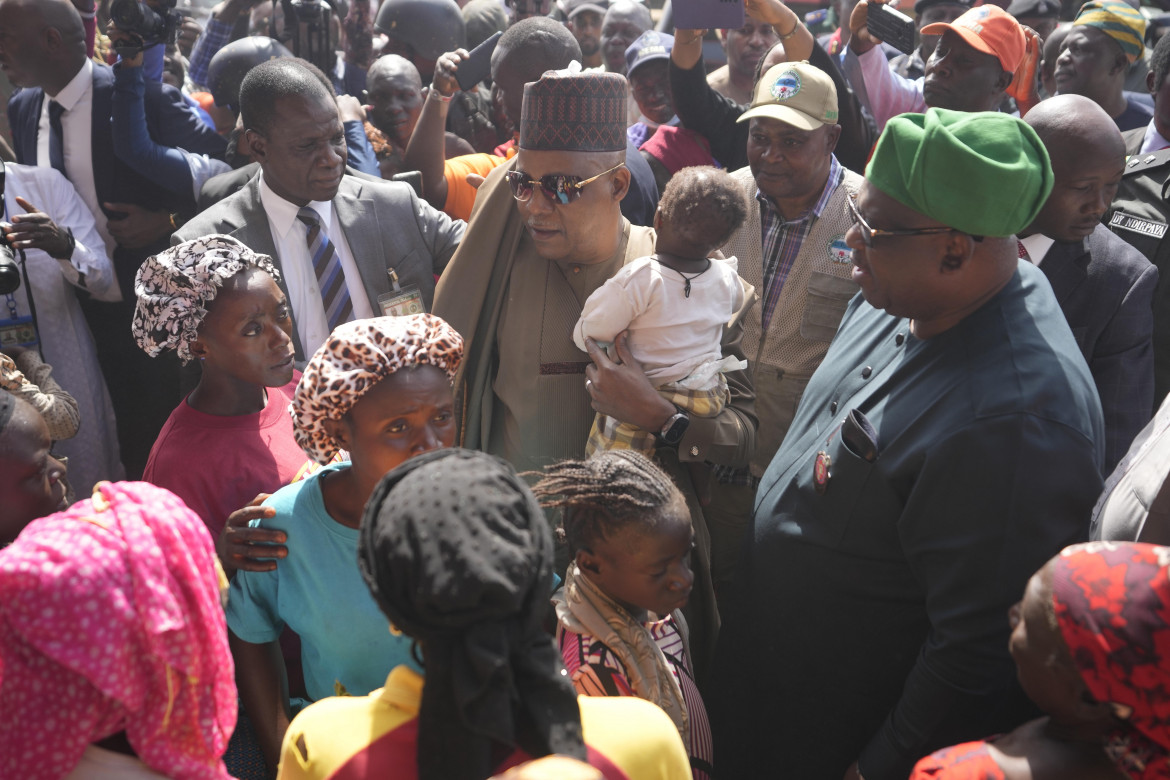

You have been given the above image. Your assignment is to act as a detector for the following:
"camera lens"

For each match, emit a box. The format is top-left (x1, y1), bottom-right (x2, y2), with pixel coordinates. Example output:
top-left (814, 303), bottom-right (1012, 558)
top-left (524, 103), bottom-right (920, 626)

top-left (0, 246), bottom-right (20, 296)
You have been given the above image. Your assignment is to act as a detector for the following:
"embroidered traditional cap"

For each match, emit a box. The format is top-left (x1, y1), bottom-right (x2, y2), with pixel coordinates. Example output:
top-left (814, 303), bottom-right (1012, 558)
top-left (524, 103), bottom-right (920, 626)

top-left (1074, 0), bottom-right (1146, 63)
top-left (625, 30), bottom-right (673, 78)
top-left (519, 69), bottom-right (628, 152)
top-left (865, 108), bottom-right (1053, 237)
top-left (737, 60), bottom-right (839, 131)
top-left (921, 5), bottom-right (1027, 73)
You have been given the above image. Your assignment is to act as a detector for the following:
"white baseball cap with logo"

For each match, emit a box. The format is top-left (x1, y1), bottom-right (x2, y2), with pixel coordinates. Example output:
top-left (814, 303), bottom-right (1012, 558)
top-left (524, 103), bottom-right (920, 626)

top-left (736, 61), bottom-right (839, 132)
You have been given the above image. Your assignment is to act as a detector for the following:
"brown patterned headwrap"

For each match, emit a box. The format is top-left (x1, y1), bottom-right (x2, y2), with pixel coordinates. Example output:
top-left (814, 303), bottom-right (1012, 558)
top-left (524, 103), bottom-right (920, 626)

top-left (290, 314), bottom-right (464, 465)
top-left (519, 69), bottom-right (628, 152)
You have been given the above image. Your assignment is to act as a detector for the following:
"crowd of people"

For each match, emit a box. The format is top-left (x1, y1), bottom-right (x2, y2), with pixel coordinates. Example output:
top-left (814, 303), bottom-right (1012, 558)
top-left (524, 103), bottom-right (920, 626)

top-left (3, 0), bottom-right (1170, 776)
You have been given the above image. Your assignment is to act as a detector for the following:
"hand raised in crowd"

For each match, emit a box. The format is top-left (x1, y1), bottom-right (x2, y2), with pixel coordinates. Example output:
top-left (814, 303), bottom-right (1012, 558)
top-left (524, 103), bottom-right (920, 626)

top-left (432, 48), bottom-right (470, 98)
top-left (584, 331), bottom-right (679, 434)
top-left (176, 15), bottom-right (203, 58)
top-left (848, 0), bottom-right (885, 55)
top-left (103, 201), bottom-right (174, 249)
top-left (336, 94), bottom-right (367, 124)
top-left (1013, 25), bottom-right (1043, 117)
top-left (4, 197), bottom-right (74, 259)
top-left (217, 492), bottom-right (288, 577)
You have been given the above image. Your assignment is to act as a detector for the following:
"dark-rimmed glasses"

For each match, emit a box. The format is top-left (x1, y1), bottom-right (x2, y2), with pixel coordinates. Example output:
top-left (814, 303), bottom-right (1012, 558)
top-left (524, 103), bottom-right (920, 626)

top-left (506, 162), bottom-right (626, 205)
top-left (846, 195), bottom-right (982, 247)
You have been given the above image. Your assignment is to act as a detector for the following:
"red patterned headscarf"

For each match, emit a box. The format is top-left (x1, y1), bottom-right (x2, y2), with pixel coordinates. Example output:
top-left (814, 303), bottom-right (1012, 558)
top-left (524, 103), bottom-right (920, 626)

top-left (1052, 541), bottom-right (1170, 780)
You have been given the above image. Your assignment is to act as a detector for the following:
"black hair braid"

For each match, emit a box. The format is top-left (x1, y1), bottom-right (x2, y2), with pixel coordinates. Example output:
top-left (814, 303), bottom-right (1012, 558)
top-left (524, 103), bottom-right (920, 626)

top-left (529, 451), bottom-right (684, 554)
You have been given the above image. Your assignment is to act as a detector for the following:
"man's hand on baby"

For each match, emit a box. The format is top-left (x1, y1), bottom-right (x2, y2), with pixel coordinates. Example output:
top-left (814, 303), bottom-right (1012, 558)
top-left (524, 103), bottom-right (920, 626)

top-left (584, 331), bottom-right (677, 432)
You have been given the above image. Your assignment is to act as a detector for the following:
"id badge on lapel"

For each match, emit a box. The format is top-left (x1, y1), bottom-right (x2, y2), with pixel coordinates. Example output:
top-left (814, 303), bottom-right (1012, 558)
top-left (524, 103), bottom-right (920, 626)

top-left (377, 269), bottom-right (425, 317)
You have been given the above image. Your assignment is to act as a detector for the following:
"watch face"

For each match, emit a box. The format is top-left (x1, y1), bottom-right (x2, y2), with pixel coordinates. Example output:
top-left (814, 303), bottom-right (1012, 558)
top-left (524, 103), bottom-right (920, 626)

top-left (662, 413), bottom-right (689, 444)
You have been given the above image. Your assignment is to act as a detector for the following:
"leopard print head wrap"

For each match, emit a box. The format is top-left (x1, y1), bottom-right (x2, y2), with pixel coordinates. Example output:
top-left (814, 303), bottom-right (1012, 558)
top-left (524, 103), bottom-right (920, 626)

top-left (291, 314), bottom-right (464, 465)
top-left (132, 235), bottom-right (281, 364)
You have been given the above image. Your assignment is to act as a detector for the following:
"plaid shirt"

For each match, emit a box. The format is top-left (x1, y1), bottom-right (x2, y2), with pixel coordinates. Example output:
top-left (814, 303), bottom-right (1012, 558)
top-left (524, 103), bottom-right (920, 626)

top-left (187, 18), bottom-right (233, 90)
top-left (713, 156), bottom-right (845, 488)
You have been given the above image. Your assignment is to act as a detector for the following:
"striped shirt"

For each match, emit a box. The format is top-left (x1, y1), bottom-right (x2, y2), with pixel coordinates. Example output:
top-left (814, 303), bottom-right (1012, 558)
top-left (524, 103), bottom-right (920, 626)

top-left (757, 155), bottom-right (844, 334)
top-left (557, 615), bottom-right (713, 780)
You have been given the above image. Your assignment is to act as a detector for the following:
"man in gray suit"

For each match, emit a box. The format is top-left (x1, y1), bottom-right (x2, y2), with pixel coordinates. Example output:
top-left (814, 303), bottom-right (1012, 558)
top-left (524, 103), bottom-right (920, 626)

top-left (1020, 94), bottom-right (1158, 473)
top-left (176, 58), bottom-right (464, 359)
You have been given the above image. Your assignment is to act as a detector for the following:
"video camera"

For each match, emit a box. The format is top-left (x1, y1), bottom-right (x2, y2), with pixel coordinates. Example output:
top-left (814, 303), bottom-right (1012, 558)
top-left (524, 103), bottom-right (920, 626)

top-left (109, 0), bottom-right (182, 59)
top-left (271, 0), bottom-right (344, 74)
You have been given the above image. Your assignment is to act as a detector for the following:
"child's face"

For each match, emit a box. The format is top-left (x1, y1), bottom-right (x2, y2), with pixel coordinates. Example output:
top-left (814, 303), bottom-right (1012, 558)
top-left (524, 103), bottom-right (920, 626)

top-left (579, 509), bottom-right (695, 618)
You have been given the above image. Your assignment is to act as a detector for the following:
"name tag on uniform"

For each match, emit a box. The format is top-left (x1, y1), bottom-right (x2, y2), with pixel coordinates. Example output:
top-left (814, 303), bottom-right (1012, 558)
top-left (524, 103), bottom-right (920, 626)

top-left (1110, 211), bottom-right (1168, 239)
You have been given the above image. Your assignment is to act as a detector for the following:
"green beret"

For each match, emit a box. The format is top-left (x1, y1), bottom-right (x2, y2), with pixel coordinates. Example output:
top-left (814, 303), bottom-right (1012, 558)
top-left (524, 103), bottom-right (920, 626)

top-left (865, 108), bottom-right (1053, 238)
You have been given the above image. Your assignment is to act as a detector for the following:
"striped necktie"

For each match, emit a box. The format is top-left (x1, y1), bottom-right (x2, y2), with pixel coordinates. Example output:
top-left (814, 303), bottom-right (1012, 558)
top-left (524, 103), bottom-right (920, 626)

top-left (297, 207), bottom-right (353, 332)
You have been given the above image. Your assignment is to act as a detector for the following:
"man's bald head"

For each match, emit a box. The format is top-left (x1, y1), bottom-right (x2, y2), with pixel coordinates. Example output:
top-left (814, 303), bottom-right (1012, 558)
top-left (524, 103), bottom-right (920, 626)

top-left (1023, 94), bottom-right (1125, 241)
top-left (0, 0), bottom-right (87, 92)
top-left (1025, 93), bottom-right (1125, 165)
top-left (368, 53), bottom-right (422, 90)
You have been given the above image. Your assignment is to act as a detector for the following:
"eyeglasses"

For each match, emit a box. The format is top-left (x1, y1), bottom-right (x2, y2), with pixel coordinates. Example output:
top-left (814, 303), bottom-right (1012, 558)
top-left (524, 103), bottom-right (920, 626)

top-left (506, 162), bottom-right (626, 205)
top-left (846, 195), bottom-right (982, 247)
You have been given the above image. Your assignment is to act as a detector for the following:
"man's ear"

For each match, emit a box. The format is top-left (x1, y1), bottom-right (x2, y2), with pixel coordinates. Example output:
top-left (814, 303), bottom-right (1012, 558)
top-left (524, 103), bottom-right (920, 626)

top-left (1148, 69), bottom-right (1157, 94)
top-left (247, 129), bottom-right (267, 163)
top-left (188, 337), bottom-right (209, 361)
top-left (576, 547), bottom-right (601, 575)
top-left (939, 232), bottom-right (976, 272)
top-left (610, 164), bottom-right (632, 202)
top-left (1110, 51), bottom-right (1129, 78)
top-left (323, 416), bottom-right (351, 450)
top-left (995, 67), bottom-right (1015, 94)
top-left (824, 123), bottom-right (843, 155)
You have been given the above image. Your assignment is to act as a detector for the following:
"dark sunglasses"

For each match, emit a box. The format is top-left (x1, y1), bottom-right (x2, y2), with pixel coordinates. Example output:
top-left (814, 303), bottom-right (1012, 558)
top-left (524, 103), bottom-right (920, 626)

top-left (505, 162), bottom-right (625, 205)
top-left (847, 195), bottom-right (982, 247)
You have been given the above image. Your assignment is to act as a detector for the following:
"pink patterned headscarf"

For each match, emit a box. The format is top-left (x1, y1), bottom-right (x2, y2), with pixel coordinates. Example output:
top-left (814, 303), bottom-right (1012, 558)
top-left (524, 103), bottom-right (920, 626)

top-left (0, 482), bottom-right (237, 780)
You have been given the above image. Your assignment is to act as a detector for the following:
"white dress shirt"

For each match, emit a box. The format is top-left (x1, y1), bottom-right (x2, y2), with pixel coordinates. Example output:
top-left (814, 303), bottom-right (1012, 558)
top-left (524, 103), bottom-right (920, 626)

top-left (1140, 118), bottom-right (1170, 154)
top-left (1, 163), bottom-right (123, 494)
top-left (1020, 233), bottom-right (1054, 267)
top-left (36, 59), bottom-right (112, 253)
top-left (259, 173), bottom-right (374, 355)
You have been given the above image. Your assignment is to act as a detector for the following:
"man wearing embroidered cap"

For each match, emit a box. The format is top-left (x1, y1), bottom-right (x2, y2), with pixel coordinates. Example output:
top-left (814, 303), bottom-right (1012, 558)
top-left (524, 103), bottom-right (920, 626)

top-left (702, 60), bottom-right (863, 601)
top-left (1054, 0), bottom-right (1152, 132)
top-left (845, 1), bottom-right (1040, 131)
top-left (433, 69), bottom-right (756, 678)
top-left (710, 108), bottom-right (1105, 779)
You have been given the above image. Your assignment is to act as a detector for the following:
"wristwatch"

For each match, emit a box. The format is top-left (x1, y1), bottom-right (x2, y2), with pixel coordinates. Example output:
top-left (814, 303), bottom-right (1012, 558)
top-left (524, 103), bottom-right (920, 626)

top-left (657, 409), bottom-right (690, 447)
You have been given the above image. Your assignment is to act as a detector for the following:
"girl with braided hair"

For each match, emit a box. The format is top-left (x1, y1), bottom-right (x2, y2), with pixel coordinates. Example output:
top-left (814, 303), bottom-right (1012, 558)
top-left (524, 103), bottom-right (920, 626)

top-left (536, 450), bottom-right (714, 780)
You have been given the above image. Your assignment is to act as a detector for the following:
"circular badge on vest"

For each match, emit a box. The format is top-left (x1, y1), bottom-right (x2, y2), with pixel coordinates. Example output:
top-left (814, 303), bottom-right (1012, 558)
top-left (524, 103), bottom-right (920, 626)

top-left (828, 235), bottom-right (852, 263)
top-left (771, 70), bottom-right (802, 100)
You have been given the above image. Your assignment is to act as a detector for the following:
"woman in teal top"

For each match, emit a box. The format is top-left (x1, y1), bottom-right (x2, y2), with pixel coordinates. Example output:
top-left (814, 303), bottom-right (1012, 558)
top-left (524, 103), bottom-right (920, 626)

top-left (225, 314), bottom-right (465, 772)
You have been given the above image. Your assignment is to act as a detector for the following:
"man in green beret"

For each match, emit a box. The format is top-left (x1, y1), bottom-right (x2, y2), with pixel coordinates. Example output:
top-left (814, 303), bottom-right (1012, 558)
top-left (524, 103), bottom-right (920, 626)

top-left (710, 108), bottom-right (1105, 780)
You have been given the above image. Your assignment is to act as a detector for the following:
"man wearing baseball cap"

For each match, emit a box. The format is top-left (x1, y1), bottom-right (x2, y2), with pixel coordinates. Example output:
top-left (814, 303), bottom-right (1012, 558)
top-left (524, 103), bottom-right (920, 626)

top-left (845, 1), bottom-right (1039, 131)
top-left (701, 60), bottom-right (863, 602)
top-left (562, 0), bottom-right (608, 68)
top-left (710, 107), bottom-right (1104, 779)
top-left (625, 30), bottom-right (676, 148)
top-left (889, 0), bottom-right (974, 80)
top-left (1054, 0), bottom-right (1152, 132)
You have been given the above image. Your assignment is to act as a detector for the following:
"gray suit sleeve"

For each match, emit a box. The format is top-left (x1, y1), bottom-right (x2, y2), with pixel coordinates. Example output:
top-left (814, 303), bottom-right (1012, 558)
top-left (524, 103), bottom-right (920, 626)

top-left (408, 185), bottom-right (465, 276)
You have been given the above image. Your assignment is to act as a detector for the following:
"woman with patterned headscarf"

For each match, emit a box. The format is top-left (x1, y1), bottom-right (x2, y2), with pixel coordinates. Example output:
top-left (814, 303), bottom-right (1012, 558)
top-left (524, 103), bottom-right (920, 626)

top-left (225, 313), bottom-right (464, 774)
top-left (0, 481), bottom-right (236, 780)
top-left (911, 541), bottom-right (1170, 779)
top-left (134, 235), bottom-right (319, 547)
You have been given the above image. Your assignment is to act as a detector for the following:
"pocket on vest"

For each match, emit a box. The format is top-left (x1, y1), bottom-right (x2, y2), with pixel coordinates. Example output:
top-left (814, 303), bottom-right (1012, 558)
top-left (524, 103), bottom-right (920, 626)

top-left (800, 271), bottom-right (858, 342)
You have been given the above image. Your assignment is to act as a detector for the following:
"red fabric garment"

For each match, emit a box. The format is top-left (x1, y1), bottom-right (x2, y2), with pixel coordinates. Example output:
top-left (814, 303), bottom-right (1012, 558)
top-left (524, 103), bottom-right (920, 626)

top-left (909, 741), bottom-right (1006, 779)
top-left (1053, 542), bottom-right (1170, 780)
top-left (639, 125), bottom-right (719, 175)
top-left (142, 376), bottom-right (317, 539)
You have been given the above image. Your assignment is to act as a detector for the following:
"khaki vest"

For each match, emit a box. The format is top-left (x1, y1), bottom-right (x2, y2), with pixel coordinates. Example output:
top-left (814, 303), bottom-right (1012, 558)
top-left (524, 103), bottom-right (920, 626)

top-left (721, 165), bottom-right (862, 474)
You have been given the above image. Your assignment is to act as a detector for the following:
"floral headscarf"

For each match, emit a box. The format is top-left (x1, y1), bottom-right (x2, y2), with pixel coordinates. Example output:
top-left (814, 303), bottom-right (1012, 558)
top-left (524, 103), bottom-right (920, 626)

top-left (1053, 541), bottom-right (1170, 780)
top-left (0, 481), bottom-right (236, 780)
top-left (133, 235), bottom-right (281, 363)
top-left (291, 314), bottom-right (464, 465)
